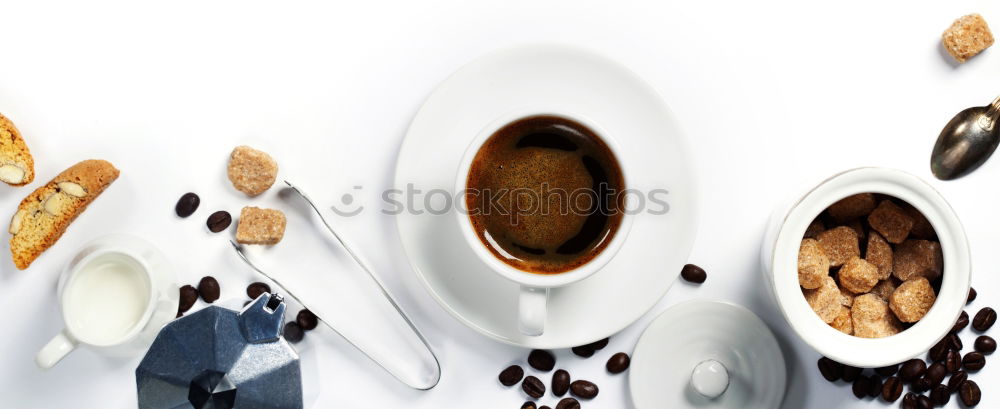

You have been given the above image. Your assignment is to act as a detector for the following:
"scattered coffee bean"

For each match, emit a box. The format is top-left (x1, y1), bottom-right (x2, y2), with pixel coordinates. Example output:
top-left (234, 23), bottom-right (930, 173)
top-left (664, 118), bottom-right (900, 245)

top-left (591, 338), bottom-right (609, 350)
top-left (851, 375), bottom-right (872, 399)
top-left (912, 377), bottom-right (932, 393)
top-left (520, 402), bottom-right (536, 409)
top-left (972, 307), bottom-right (996, 331)
top-left (680, 264), bottom-right (707, 284)
top-left (246, 282), bottom-right (271, 300)
top-left (176, 310), bottom-right (183, 318)
top-left (963, 351), bottom-right (986, 371)
top-left (930, 384), bottom-right (950, 406)
top-left (881, 376), bottom-right (903, 402)
top-left (975, 335), bottom-right (996, 354)
top-left (528, 350), bottom-right (556, 372)
top-left (947, 370), bottom-right (967, 393)
top-left (968, 287), bottom-right (977, 304)
top-left (283, 321), bottom-right (304, 343)
top-left (539, 406), bottom-right (550, 409)
top-left (916, 394), bottom-right (932, 409)
top-left (946, 349), bottom-right (962, 373)
top-left (555, 397), bottom-right (580, 409)
top-left (875, 364), bottom-right (898, 376)
top-left (947, 333), bottom-right (964, 351)
top-left (900, 359), bottom-right (927, 382)
top-left (570, 380), bottom-right (598, 399)
top-left (552, 369), bottom-right (570, 396)
top-left (571, 337), bottom-right (608, 358)
top-left (296, 309), bottom-right (318, 330)
top-left (606, 352), bottom-right (630, 374)
top-left (929, 337), bottom-right (949, 361)
top-left (206, 210), bottom-right (232, 233)
top-left (522, 376), bottom-right (545, 399)
top-left (175, 192), bottom-right (200, 218)
top-left (178, 285), bottom-right (199, 313)
top-left (499, 365), bottom-right (524, 387)
top-left (924, 362), bottom-right (946, 385)
top-left (841, 365), bottom-right (862, 382)
top-left (868, 375), bottom-right (882, 398)
top-left (959, 379), bottom-right (981, 406)
top-left (818, 357), bottom-right (843, 382)
top-left (954, 310), bottom-right (970, 333)
top-left (901, 392), bottom-right (918, 409)
top-left (197, 276), bottom-right (220, 303)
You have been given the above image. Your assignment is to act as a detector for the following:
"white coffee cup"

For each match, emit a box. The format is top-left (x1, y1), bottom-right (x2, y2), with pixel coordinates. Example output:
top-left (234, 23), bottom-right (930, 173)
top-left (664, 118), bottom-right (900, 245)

top-left (454, 109), bottom-right (634, 336)
top-left (36, 234), bottom-right (178, 369)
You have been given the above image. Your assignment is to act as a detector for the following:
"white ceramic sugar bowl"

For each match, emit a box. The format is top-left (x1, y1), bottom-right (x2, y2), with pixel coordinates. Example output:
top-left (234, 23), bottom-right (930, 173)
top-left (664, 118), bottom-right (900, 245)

top-left (761, 167), bottom-right (971, 368)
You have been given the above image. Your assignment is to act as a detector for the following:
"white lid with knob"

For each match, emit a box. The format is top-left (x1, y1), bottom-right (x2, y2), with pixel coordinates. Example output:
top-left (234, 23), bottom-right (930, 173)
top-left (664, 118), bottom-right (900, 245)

top-left (629, 300), bottom-right (786, 409)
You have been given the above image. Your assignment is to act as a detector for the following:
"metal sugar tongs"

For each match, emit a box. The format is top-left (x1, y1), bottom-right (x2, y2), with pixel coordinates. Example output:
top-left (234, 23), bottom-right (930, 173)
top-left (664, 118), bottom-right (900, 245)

top-left (230, 181), bottom-right (441, 390)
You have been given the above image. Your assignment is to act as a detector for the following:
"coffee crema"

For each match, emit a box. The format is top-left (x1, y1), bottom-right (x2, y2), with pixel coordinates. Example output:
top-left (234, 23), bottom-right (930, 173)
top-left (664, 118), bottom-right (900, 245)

top-left (465, 115), bottom-right (625, 274)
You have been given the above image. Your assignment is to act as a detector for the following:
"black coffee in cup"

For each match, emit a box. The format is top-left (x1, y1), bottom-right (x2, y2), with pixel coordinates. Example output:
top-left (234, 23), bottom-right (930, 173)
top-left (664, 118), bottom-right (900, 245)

top-left (465, 115), bottom-right (625, 274)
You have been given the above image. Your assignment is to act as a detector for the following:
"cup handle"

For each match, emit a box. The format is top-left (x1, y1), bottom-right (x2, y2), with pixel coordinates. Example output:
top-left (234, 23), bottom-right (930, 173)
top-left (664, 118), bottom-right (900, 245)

top-left (518, 286), bottom-right (548, 336)
top-left (36, 330), bottom-right (77, 369)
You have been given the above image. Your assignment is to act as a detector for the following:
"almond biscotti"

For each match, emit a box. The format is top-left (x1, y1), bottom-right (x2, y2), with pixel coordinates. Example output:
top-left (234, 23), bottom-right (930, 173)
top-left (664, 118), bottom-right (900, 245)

top-left (0, 113), bottom-right (35, 186)
top-left (9, 160), bottom-right (119, 269)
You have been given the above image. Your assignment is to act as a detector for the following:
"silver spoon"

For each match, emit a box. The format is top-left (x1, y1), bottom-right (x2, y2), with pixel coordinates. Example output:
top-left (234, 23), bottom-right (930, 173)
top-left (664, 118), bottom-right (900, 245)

top-left (931, 96), bottom-right (1000, 180)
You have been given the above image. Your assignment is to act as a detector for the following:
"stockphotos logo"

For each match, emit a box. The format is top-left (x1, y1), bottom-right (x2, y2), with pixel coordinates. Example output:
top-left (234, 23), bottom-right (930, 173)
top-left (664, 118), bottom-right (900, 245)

top-left (330, 184), bottom-right (670, 219)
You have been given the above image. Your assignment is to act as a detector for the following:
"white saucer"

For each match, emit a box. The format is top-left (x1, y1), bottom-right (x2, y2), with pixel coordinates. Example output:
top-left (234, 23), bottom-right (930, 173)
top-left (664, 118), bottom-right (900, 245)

top-left (629, 300), bottom-right (787, 409)
top-left (394, 44), bottom-right (697, 348)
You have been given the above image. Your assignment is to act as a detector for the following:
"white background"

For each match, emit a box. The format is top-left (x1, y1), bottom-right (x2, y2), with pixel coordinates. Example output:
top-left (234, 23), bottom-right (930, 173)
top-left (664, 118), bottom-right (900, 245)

top-left (0, 0), bottom-right (998, 408)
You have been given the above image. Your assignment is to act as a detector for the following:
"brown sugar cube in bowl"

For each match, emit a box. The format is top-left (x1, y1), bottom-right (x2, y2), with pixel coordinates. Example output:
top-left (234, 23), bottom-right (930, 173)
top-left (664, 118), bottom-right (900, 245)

top-left (797, 239), bottom-right (829, 289)
top-left (889, 277), bottom-right (936, 323)
top-left (839, 257), bottom-right (879, 294)
top-left (852, 293), bottom-right (903, 339)
top-left (816, 226), bottom-right (859, 267)
top-left (236, 207), bottom-right (287, 245)
top-left (870, 279), bottom-right (898, 302)
top-left (867, 201), bottom-right (914, 244)
top-left (830, 305), bottom-right (854, 335)
top-left (893, 239), bottom-right (943, 281)
top-left (804, 275), bottom-right (842, 323)
top-left (865, 232), bottom-right (893, 280)
top-left (943, 14), bottom-right (994, 63)
top-left (227, 145), bottom-right (278, 197)
top-left (825, 193), bottom-right (877, 224)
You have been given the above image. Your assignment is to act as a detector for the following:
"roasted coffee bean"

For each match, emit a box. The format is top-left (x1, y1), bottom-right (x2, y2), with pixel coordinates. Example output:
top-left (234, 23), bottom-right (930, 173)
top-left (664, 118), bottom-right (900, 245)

top-left (522, 376), bottom-right (545, 399)
top-left (552, 369), bottom-right (570, 396)
top-left (197, 276), bottom-right (220, 303)
top-left (954, 311), bottom-right (970, 333)
top-left (959, 380), bottom-right (981, 406)
top-left (206, 210), bottom-right (232, 233)
top-left (178, 285), bottom-right (199, 313)
top-left (606, 352), bottom-right (630, 374)
top-left (912, 377), bottom-right (932, 393)
top-left (930, 384), bottom-right (950, 406)
top-left (946, 349), bottom-right (962, 373)
top-left (555, 397), bottom-right (580, 409)
top-left (817, 357), bottom-right (842, 382)
top-left (975, 335), bottom-right (997, 354)
top-left (968, 287), bottom-right (977, 304)
top-left (929, 337), bottom-right (949, 362)
top-left (296, 309), bottom-right (318, 330)
top-left (680, 264), bottom-right (707, 284)
top-left (947, 333), bottom-right (964, 351)
top-left (528, 350), bottom-right (556, 371)
top-left (246, 282), bottom-right (271, 300)
top-left (973, 307), bottom-right (996, 331)
top-left (924, 362), bottom-right (946, 385)
top-left (176, 310), bottom-right (183, 318)
top-left (520, 402), bottom-right (536, 409)
top-left (591, 337), bottom-right (609, 350)
top-left (963, 351), bottom-right (986, 371)
top-left (175, 192), bottom-right (200, 218)
top-left (916, 394), bottom-right (932, 409)
top-left (851, 375), bottom-right (872, 399)
top-left (282, 322), bottom-right (304, 343)
top-left (841, 365), bottom-right (862, 382)
top-left (947, 371), bottom-right (967, 393)
top-left (539, 406), bottom-right (550, 409)
top-left (570, 380), bottom-right (598, 399)
top-left (882, 376), bottom-right (903, 402)
top-left (868, 375), bottom-right (882, 398)
top-left (900, 359), bottom-right (927, 382)
top-left (875, 364), bottom-right (898, 376)
top-left (900, 393), bottom-right (917, 409)
top-left (571, 337), bottom-right (609, 358)
top-left (499, 365), bottom-right (524, 386)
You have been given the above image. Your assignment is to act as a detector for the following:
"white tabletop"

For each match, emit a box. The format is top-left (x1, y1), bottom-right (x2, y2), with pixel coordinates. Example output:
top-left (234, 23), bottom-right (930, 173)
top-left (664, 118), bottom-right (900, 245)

top-left (0, 1), bottom-right (997, 408)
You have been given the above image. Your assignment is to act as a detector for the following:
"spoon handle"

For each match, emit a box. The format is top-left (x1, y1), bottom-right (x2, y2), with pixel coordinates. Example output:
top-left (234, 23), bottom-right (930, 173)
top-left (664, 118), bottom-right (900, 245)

top-left (979, 96), bottom-right (1000, 130)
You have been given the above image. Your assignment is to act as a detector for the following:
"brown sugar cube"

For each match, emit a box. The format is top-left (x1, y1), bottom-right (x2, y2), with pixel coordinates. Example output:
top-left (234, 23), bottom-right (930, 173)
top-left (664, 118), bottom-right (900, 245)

top-left (867, 201), bottom-right (914, 244)
top-left (893, 239), bottom-right (943, 281)
top-left (871, 279), bottom-right (898, 302)
top-left (798, 239), bottom-right (829, 289)
top-left (227, 145), bottom-right (278, 197)
top-left (839, 285), bottom-right (855, 307)
top-left (804, 218), bottom-right (825, 239)
top-left (942, 14), bottom-right (994, 63)
top-left (804, 275), bottom-right (842, 323)
top-left (865, 232), bottom-right (893, 280)
top-left (826, 193), bottom-right (877, 223)
top-left (839, 257), bottom-right (880, 294)
top-left (852, 293), bottom-right (903, 339)
top-left (889, 277), bottom-right (937, 323)
top-left (902, 206), bottom-right (936, 240)
top-left (830, 305), bottom-right (853, 335)
top-left (846, 220), bottom-right (867, 245)
top-left (235, 207), bottom-right (286, 245)
top-left (816, 226), bottom-right (860, 267)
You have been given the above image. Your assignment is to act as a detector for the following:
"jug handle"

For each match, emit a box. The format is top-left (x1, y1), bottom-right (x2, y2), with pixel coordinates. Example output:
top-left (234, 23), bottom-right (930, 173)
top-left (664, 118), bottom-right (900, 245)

top-left (36, 330), bottom-right (77, 369)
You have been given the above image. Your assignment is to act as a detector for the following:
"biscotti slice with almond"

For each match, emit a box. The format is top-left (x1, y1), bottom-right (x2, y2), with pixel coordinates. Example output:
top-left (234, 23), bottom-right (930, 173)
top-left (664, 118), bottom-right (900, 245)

top-left (0, 113), bottom-right (35, 186)
top-left (9, 160), bottom-right (119, 269)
